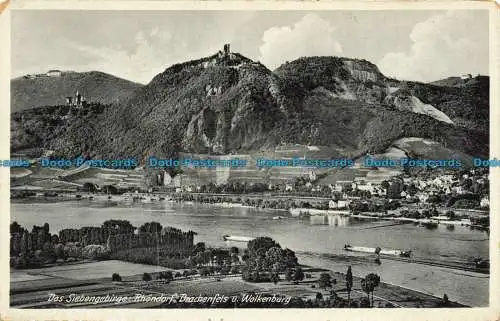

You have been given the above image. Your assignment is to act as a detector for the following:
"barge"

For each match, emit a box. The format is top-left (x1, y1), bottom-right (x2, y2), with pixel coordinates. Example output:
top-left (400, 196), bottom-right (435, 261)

top-left (344, 244), bottom-right (412, 257)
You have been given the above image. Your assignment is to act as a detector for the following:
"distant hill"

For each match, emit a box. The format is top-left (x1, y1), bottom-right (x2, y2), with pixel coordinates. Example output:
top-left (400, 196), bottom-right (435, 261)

top-left (10, 49), bottom-right (489, 169)
top-left (430, 75), bottom-right (487, 87)
top-left (408, 75), bottom-right (489, 130)
top-left (11, 71), bottom-right (143, 112)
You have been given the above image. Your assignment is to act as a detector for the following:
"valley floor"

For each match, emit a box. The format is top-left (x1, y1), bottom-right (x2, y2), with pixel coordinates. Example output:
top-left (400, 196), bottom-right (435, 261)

top-left (10, 260), bottom-right (464, 309)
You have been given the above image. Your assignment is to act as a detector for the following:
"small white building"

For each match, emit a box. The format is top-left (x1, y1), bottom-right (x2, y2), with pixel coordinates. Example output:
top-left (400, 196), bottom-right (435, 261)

top-left (452, 186), bottom-right (465, 195)
top-left (163, 171), bottom-right (172, 186)
top-left (173, 175), bottom-right (181, 188)
top-left (46, 70), bottom-right (62, 77)
top-left (329, 199), bottom-right (349, 209)
top-left (480, 196), bottom-right (489, 208)
top-left (337, 200), bottom-right (349, 208)
top-left (357, 182), bottom-right (373, 192)
top-left (417, 193), bottom-right (429, 203)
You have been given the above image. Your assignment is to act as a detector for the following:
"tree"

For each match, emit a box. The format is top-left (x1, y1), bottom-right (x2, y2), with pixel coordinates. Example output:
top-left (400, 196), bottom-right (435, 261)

top-left (102, 185), bottom-right (119, 195)
top-left (381, 180), bottom-right (390, 191)
top-left (194, 242), bottom-right (206, 254)
top-left (282, 248), bottom-right (298, 268)
top-left (407, 183), bottom-right (418, 196)
top-left (264, 247), bottom-right (285, 271)
top-left (293, 267), bottom-right (304, 284)
top-left (346, 266), bottom-right (353, 304)
top-left (247, 237), bottom-right (281, 258)
top-left (54, 243), bottom-right (65, 260)
top-left (461, 178), bottom-right (473, 190)
top-left (112, 273), bottom-right (122, 282)
top-left (230, 266), bottom-right (240, 274)
top-left (318, 272), bottom-right (332, 289)
top-left (442, 293), bottom-right (450, 307)
top-left (102, 220), bottom-right (136, 234)
top-left (159, 271), bottom-right (174, 281)
top-left (10, 221), bottom-right (25, 234)
top-left (82, 182), bottom-right (98, 193)
top-left (285, 268), bottom-right (293, 281)
top-left (199, 267), bottom-right (210, 277)
top-left (270, 272), bottom-right (280, 285)
top-left (388, 181), bottom-right (403, 198)
top-left (142, 272), bottom-right (152, 281)
top-left (361, 273), bottom-right (381, 307)
top-left (359, 297), bottom-right (371, 308)
top-left (139, 222), bottom-right (163, 234)
top-left (422, 209), bottom-right (432, 218)
top-left (361, 279), bottom-right (370, 302)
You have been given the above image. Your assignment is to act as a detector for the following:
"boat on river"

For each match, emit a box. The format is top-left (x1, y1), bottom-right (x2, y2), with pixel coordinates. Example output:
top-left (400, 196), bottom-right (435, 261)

top-left (223, 235), bottom-right (255, 242)
top-left (344, 244), bottom-right (412, 257)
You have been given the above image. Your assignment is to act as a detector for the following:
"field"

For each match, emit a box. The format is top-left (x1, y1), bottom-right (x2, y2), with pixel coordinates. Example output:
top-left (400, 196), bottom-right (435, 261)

top-left (12, 260), bottom-right (175, 281)
top-left (10, 260), bottom-right (462, 309)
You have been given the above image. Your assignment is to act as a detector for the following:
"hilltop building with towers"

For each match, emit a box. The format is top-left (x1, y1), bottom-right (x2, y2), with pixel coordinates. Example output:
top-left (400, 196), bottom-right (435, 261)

top-left (66, 90), bottom-right (87, 108)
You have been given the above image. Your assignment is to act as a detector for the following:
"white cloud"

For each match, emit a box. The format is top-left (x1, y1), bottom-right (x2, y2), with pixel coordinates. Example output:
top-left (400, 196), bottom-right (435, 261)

top-left (258, 14), bottom-right (343, 70)
top-left (378, 11), bottom-right (488, 82)
top-left (66, 30), bottom-right (167, 84)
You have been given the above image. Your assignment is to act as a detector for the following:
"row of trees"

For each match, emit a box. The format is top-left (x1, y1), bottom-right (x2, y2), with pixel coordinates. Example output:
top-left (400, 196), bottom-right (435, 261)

top-left (316, 267), bottom-right (379, 307)
top-left (10, 220), bottom-right (196, 269)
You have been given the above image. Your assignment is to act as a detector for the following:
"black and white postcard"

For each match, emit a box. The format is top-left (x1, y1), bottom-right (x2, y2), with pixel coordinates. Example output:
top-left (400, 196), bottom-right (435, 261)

top-left (1, 2), bottom-right (498, 321)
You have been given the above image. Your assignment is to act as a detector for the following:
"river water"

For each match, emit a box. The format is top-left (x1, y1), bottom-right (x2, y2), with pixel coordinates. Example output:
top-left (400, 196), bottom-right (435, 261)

top-left (11, 200), bottom-right (489, 306)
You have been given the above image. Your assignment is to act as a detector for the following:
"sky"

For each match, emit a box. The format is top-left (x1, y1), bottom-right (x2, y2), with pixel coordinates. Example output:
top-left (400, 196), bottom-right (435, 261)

top-left (11, 10), bottom-right (489, 84)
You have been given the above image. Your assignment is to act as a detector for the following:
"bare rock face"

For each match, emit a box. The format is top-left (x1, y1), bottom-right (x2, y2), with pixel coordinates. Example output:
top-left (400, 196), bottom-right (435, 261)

top-left (172, 58), bottom-right (284, 155)
top-left (343, 60), bottom-right (380, 82)
top-left (384, 91), bottom-right (454, 124)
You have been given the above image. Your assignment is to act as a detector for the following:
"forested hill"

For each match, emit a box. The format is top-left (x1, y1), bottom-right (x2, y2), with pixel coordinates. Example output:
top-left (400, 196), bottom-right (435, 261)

top-left (11, 50), bottom-right (489, 162)
top-left (11, 71), bottom-right (143, 112)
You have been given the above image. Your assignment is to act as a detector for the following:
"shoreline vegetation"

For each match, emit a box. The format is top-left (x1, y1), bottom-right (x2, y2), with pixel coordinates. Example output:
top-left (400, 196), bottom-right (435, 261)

top-left (11, 189), bottom-right (490, 230)
top-left (10, 220), bottom-right (465, 309)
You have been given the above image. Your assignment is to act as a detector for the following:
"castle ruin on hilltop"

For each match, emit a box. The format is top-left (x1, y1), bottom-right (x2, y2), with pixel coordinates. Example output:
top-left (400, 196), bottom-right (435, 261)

top-left (66, 90), bottom-right (87, 108)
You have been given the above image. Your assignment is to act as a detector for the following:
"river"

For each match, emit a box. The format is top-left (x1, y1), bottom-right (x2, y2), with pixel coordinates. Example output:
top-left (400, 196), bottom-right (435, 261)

top-left (10, 199), bottom-right (489, 306)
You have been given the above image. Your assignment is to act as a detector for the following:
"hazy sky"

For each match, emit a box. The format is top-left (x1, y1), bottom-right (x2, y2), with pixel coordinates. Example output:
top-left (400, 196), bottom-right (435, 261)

top-left (12, 10), bottom-right (489, 84)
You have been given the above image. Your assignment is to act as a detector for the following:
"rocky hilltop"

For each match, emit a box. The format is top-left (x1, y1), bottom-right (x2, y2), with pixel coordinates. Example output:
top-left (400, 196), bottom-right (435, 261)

top-left (11, 47), bottom-right (489, 163)
top-left (11, 71), bottom-right (143, 112)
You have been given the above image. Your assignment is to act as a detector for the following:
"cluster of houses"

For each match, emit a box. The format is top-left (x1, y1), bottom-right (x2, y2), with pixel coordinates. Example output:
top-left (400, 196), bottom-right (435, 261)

top-left (402, 171), bottom-right (489, 206)
top-left (150, 164), bottom-right (489, 209)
